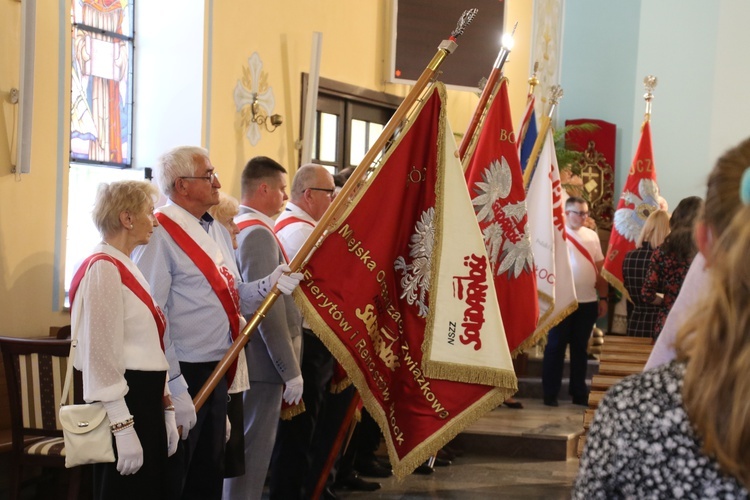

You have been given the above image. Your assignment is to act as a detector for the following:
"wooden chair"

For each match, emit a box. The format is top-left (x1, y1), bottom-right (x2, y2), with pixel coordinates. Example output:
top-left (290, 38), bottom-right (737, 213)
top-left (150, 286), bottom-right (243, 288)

top-left (0, 336), bottom-right (82, 500)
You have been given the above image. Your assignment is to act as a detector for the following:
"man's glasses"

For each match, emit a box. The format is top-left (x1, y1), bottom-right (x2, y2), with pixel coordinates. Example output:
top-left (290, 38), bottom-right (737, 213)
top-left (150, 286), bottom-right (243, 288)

top-left (180, 171), bottom-right (219, 183)
top-left (307, 187), bottom-right (335, 199)
top-left (566, 210), bottom-right (589, 218)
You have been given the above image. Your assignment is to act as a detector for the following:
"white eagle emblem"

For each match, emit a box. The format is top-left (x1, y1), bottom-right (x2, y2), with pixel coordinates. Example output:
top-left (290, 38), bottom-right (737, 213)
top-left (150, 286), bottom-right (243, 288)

top-left (471, 157), bottom-right (534, 278)
top-left (394, 207), bottom-right (434, 318)
top-left (614, 179), bottom-right (661, 242)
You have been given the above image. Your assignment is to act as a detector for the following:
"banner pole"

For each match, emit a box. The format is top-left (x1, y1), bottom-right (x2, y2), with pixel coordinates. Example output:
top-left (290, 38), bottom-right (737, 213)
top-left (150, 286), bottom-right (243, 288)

top-left (521, 85), bottom-right (564, 190)
top-left (193, 8), bottom-right (479, 412)
top-left (310, 393), bottom-right (361, 500)
top-left (457, 24), bottom-right (516, 160)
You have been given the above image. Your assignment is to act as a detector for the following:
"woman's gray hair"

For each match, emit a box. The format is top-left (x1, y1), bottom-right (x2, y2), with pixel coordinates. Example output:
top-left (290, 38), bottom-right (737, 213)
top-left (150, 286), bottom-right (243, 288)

top-left (156, 146), bottom-right (210, 197)
top-left (92, 180), bottom-right (159, 237)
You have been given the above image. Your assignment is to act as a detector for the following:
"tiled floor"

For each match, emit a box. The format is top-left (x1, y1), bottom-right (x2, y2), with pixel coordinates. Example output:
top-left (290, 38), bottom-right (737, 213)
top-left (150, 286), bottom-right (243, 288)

top-left (338, 455), bottom-right (580, 499)
top-left (335, 399), bottom-right (584, 499)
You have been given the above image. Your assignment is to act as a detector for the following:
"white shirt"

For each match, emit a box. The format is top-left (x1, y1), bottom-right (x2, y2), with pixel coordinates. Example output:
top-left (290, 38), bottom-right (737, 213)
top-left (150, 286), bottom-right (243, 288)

top-left (275, 201), bottom-right (317, 259)
top-left (275, 202), bottom-right (317, 329)
top-left (566, 225), bottom-right (604, 303)
top-left (72, 243), bottom-right (169, 403)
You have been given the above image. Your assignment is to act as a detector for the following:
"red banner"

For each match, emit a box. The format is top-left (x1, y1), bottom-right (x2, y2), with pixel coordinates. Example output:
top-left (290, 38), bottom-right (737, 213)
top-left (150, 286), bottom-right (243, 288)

top-left (463, 78), bottom-right (539, 354)
top-left (602, 120), bottom-right (661, 297)
top-left (295, 84), bottom-right (515, 477)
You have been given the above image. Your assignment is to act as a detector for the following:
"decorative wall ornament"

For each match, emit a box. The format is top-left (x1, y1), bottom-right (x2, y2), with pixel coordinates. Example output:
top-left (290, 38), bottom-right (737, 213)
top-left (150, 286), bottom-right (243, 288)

top-left (234, 52), bottom-right (281, 146)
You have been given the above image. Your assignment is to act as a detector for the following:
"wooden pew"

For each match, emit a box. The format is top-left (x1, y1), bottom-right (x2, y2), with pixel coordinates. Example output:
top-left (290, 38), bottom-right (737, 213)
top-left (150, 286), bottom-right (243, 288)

top-left (578, 334), bottom-right (653, 457)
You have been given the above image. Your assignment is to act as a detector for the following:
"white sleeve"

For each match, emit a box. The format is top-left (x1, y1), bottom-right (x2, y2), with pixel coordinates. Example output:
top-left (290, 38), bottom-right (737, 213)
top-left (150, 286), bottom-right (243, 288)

top-left (644, 254), bottom-right (708, 371)
top-left (73, 260), bottom-right (128, 403)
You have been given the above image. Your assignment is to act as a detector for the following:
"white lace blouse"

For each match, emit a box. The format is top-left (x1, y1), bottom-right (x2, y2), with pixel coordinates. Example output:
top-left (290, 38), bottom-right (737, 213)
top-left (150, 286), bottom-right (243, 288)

top-left (72, 244), bottom-right (169, 403)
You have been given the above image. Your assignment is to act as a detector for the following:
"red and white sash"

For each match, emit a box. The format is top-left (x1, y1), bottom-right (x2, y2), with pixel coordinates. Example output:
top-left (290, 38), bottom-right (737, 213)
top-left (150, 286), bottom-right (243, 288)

top-left (235, 213), bottom-right (290, 263)
top-left (70, 252), bottom-right (167, 351)
top-left (566, 228), bottom-right (599, 275)
top-left (156, 206), bottom-right (242, 383)
top-left (274, 216), bottom-right (314, 234)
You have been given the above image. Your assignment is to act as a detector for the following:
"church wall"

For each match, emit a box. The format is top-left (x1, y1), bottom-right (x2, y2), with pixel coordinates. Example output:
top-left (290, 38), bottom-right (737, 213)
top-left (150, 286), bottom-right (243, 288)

top-left (0, 1), bottom-right (70, 336)
top-left (0, 0), bottom-right (532, 338)
top-left (559, 0), bottom-right (750, 210)
top-left (204, 0), bottom-right (533, 199)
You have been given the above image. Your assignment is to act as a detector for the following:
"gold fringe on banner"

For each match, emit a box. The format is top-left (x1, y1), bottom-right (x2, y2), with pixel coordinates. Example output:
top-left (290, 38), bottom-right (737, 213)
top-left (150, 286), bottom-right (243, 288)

top-left (420, 84), bottom-right (518, 389)
top-left (292, 83), bottom-right (515, 479)
top-left (280, 401), bottom-right (306, 421)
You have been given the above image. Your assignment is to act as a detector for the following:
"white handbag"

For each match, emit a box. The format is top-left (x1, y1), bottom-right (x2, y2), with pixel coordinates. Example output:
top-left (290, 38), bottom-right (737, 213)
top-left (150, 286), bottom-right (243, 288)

top-left (58, 285), bottom-right (115, 468)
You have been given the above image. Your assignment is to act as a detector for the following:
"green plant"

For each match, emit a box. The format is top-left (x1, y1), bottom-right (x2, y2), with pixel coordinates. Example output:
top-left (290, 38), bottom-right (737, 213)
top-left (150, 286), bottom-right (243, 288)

top-left (554, 122), bottom-right (599, 200)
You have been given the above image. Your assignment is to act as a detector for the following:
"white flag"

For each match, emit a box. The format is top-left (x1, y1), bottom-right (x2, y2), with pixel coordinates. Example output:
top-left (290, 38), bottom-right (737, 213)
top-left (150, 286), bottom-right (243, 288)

top-left (526, 130), bottom-right (578, 340)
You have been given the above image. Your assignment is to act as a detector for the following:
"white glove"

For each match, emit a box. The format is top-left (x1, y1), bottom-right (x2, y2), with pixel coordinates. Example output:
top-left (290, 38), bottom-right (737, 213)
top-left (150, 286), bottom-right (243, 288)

top-left (262, 264), bottom-right (304, 296)
top-left (225, 415), bottom-right (231, 443)
top-left (283, 375), bottom-right (304, 405)
top-left (165, 408), bottom-right (179, 456)
top-left (172, 390), bottom-right (197, 440)
top-left (113, 426), bottom-right (144, 475)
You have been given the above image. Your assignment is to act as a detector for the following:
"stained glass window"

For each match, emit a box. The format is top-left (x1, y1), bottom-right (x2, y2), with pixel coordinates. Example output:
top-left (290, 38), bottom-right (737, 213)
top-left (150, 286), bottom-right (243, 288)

top-left (70, 0), bottom-right (134, 166)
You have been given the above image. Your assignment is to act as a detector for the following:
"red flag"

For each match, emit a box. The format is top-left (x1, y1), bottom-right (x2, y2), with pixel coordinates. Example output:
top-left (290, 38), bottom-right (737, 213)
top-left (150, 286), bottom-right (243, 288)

top-left (602, 120), bottom-right (661, 297)
top-left (295, 83), bottom-right (516, 478)
top-left (463, 79), bottom-right (539, 354)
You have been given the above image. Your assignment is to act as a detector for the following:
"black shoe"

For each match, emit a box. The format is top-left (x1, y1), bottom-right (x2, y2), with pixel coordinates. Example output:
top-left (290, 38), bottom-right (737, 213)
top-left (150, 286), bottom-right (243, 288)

top-left (543, 396), bottom-right (559, 407)
top-left (356, 458), bottom-right (393, 478)
top-left (433, 456), bottom-right (451, 467)
top-left (413, 462), bottom-right (434, 475)
top-left (437, 447), bottom-right (455, 461)
top-left (502, 398), bottom-right (524, 409)
top-left (335, 473), bottom-right (381, 491)
top-left (572, 396), bottom-right (589, 406)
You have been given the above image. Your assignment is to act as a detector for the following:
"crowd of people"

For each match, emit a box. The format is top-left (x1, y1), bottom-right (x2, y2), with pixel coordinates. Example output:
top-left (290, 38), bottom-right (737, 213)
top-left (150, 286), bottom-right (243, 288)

top-left (574, 136), bottom-right (750, 496)
top-left (69, 134), bottom-right (750, 499)
top-left (70, 148), bottom-right (403, 500)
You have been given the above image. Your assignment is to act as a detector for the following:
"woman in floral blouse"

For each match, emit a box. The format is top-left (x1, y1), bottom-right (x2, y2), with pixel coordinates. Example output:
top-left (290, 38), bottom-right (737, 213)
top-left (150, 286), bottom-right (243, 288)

top-left (574, 144), bottom-right (750, 498)
top-left (641, 196), bottom-right (703, 338)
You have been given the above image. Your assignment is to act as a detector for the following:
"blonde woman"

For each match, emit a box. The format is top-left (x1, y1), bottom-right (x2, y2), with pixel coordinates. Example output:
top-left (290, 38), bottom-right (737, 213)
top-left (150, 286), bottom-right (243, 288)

top-left (208, 191), bottom-right (241, 250)
top-left (622, 209), bottom-right (670, 337)
top-left (70, 180), bottom-right (179, 499)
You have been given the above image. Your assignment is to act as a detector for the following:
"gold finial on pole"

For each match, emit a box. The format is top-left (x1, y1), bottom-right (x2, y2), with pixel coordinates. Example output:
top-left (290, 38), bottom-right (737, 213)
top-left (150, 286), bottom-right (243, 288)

top-left (522, 85), bottom-right (564, 189)
top-left (458, 20), bottom-right (517, 160)
top-left (643, 75), bottom-right (657, 121)
top-left (527, 61), bottom-right (540, 98)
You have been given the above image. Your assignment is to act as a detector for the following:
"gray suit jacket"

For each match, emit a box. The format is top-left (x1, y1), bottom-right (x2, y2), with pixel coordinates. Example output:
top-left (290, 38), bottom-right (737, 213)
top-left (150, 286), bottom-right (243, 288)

top-left (235, 207), bottom-right (302, 384)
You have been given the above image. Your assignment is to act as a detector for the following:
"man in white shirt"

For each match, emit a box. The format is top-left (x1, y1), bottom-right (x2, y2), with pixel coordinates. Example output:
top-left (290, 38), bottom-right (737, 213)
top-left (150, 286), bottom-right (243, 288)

top-left (542, 197), bottom-right (607, 407)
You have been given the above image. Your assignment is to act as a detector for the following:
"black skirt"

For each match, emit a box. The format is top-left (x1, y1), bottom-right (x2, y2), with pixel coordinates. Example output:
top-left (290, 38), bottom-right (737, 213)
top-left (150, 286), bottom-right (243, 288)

top-left (93, 370), bottom-right (168, 500)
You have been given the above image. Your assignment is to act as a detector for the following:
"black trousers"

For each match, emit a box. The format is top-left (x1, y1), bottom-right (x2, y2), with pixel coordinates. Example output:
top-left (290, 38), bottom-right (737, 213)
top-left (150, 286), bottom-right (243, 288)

top-left (269, 329), bottom-right (335, 499)
top-left (168, 361), bottom-right (227, 500)
top-left (93, 370), bottom-right (168, 500)
top-left (542, 301), bottom-right (598, 401)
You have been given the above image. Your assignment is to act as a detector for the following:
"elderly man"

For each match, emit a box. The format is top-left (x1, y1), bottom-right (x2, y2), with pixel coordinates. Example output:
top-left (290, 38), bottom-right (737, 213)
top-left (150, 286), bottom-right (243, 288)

top-left (132, 146), bottom-right (301, 500)
top-left (222, 156), bottom-right (303, 500)
top-left (267, 163), bottom-right (344, 499)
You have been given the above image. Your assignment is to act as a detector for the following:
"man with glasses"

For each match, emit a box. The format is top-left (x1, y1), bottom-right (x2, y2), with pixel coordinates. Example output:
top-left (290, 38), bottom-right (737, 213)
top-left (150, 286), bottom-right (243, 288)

top-left (542, 196), bottom-right (607, 407)
top-left (223, 156), bottom-right (304, 500)
top-left (268, 164), bottom-right (367, 499)
top-left (132, 146), bottom-right (302, 500)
